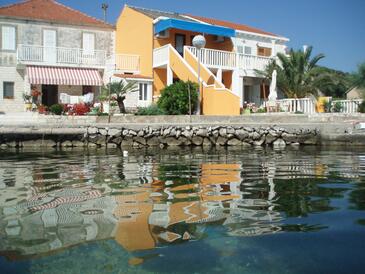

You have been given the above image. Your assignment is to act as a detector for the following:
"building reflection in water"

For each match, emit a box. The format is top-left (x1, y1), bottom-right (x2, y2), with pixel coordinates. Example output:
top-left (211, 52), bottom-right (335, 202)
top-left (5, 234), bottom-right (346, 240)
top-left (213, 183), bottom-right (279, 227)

top-left (0, 150), bottom-right (362, 261)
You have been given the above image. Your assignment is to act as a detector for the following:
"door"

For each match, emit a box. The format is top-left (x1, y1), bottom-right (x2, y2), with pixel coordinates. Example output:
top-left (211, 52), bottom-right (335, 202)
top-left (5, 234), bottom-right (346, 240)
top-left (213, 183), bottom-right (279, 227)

top-left (42, 85), bottom-right (58, 107)
top-left (43, 29), bottom-right (57, 63)
top-left (175, 34), bottom-right (186, 56)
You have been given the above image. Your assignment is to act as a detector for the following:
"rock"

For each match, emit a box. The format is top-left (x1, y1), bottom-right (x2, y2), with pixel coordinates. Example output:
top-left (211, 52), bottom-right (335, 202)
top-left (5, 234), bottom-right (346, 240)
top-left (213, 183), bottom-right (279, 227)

top-left (303, 133), bottom-right (318, 145)
top-left (87, 142), bottom-right (97, 147)
top-left (191, 136), bottom-right (203, 146)
top-left (253, 139), bottom-right (265, 146)
top-left (265, 133), bottom-right (277, 144)
top-left (203, 138), bottom-right (212, 146)
top-left (242, 142), bottom-right (252, 147)
top-left (138, 130), bottom-right (144, 137)
top-left (129, 130), bottom-right (137, 136)
top-left (5, 141), bottom-right (18, 148)
top-left (107, 143), bottom-right (118, 148)
top-left (170, 128), bottom-right (177, 136)
top-left (61, 140), bottom-right (73, 147)
top-left (197, 128), bottom-right (208, 137)
top-left (88, 127), bottom-right (98, 135)
top-left (236, 129), bottom-right (248, 140)
top-left (249, 132), bottom-right (261, 140)
top-left (166, 137), bottom-right (182, 146)
top-left (147, 137), bottom-right (160, 146)
top-left (273, 138), bottom-right (286, 148)
top-left (178, 137), bottom-right (191, 146)
top-left (134, 136), bottom-right (147, 145)
top-left (219, 128), bottom-right (227, 137)
top-left (122, 129), bottom-right (129, 136)
top-left (163, 128), bottom-right (171, 136)
top-left (212, 130), bottom-right (219, 138)
top-left (72, 140), bottom-right (85, 147)
top-left (227, 138), bottom-right (241, 146)
top-left (89, 135), bottom-right (106, 146)
top-left (227, 127), bottom-right (235, 135)
top-left (182, 130), bottom-right (192, 138)
top-left (216, 136), bottom-right (227, 146)
top-left (110, 136), bottom-right (123, 145)
top-left (176, 130), bottom-right (181, 138)
top-left (121, 138), bottom-right (133, 146)
top-left (244, 127), bottom-right (253, 132)
top-left (282, 133), bottom-right (298, 143)
top-left (99, 128), bottom-right (108, 136)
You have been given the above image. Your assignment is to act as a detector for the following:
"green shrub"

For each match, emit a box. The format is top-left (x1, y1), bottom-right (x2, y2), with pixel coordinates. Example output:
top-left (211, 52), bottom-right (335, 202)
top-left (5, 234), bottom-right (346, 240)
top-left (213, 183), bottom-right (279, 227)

top-left (135, 104), bottom-right (166, 116)
top-left (157, 81), bottom-right (198, 115)
top-left (332, 101), bottom-right (343, 113)
top-left (49, 104), bottom-right (64, 115)
top-left (359, 101), bottom-right (365, 113)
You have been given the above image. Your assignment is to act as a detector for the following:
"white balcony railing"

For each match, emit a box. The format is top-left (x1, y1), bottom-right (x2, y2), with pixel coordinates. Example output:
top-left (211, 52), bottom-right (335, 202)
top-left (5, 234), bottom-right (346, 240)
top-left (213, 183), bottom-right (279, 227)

top-left (185, 46), bottom-right (273, 71)
top-left (115, 54), bottom-right (140, 72)
top-left (153, 45), bottom-right (169, 68)
top-left (274, 98), bottom-right (316, 114)
top-left (237, 53), bottom-right (272, 72)
top-left (332, 99), bottom-right (363, 113)
top-left (17, 44), bottom-right (106, 68)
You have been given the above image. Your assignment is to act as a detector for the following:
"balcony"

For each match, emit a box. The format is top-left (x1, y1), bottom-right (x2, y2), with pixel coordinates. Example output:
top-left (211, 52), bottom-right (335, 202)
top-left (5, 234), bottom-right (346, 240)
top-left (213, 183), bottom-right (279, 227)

top-left (185, 46), bottom-right (273, 72)
top-left (17, 44), bottom-right (106, 68)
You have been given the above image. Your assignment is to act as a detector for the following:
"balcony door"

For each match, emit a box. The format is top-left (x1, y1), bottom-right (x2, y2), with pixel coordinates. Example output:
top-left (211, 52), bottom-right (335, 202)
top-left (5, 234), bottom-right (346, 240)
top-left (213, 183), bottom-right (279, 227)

top-left (43, 29), bottom-right (57, 64)
top-left (175, 34), bottom-right (186, 56)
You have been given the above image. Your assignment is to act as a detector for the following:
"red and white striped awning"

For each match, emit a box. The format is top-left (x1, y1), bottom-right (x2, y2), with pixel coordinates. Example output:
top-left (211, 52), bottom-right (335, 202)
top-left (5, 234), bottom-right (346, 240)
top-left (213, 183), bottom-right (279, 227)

top-left (26, 66), bottom-right (103, 86)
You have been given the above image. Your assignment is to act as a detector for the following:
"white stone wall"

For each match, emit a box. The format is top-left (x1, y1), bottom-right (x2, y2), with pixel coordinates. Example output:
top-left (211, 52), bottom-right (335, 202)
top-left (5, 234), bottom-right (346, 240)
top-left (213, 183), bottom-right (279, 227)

top-left (0, 66), bottom-right (27, 113)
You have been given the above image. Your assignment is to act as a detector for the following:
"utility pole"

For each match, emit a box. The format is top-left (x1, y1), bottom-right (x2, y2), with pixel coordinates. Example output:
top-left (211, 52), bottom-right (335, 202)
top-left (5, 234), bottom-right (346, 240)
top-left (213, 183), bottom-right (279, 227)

top-left (102, 3), bottom-right (109, 22)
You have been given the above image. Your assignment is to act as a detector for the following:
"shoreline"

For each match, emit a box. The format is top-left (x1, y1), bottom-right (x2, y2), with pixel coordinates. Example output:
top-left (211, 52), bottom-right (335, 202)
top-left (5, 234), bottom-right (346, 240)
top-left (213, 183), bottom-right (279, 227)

top-left (1, 113), bottom-right (364, 148)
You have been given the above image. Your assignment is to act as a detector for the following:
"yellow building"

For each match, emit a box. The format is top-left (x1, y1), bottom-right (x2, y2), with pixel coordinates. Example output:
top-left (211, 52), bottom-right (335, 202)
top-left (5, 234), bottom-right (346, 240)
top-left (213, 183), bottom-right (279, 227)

top-left (112, 5), bottom-right (289, 115)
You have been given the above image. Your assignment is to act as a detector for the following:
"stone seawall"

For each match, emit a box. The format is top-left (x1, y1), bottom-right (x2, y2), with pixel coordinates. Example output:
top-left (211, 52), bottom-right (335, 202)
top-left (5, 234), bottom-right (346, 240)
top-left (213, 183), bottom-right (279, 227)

top-left (0, 125), bottom-right (320, 148)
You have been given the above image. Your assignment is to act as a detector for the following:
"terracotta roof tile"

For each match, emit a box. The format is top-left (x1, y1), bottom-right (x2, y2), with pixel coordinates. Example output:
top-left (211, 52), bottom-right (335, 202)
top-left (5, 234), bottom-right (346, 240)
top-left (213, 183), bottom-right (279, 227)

top-left (0, 0), bottom-right (114, 29)
top-left (186, 14), bottom-right (278, 37)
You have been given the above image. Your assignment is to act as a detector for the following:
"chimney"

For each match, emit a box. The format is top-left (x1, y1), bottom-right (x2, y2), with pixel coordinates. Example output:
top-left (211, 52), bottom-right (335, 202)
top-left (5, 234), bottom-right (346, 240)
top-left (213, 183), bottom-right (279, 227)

top-left (102, 3), bottom-right (109, 22)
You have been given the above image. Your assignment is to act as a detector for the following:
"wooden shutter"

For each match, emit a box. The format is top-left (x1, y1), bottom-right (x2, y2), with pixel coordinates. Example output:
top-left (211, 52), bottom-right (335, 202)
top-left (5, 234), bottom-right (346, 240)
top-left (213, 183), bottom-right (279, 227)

top-left (257, 46), bottom-right (272, 57)
top-left (2, 26), bottom-right (16, 50)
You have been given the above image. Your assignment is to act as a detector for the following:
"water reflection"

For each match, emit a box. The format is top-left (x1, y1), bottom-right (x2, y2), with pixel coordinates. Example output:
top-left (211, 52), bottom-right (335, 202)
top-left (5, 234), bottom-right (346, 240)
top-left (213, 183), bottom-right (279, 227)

top-left (0, 147), bottom-right (364, 266)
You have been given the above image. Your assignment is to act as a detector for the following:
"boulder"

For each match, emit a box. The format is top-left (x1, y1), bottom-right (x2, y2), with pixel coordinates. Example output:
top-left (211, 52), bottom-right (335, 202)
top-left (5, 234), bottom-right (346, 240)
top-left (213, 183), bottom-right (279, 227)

top-left (273, 138), bottom-right (286, 148)
top-left (166, 137), bottom-right (183, 146)
top-left (147, 137), bottom-right (160, 146)
top-left (191, 136), bottom-right (204, 146)
top-left (227, 138), bottom-right (241, 146)
top-left (99, 128), bottom-right (108, 136)
top-left (203, 138), bottom-right (212, 146)
top-left (219, 128), bottom-right (227, 137)
top-left (87, 127), bottom-right (98, 135)
top-left (216, 136), bottom-right (227, 146)
top-left (236, 129), bottom-right (249, 140)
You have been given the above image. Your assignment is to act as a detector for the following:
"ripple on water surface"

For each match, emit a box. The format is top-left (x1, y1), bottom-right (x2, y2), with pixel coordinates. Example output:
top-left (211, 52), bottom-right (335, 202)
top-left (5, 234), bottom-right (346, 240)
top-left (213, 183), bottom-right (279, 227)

top-left (0, 147), bottom-right (364, 274)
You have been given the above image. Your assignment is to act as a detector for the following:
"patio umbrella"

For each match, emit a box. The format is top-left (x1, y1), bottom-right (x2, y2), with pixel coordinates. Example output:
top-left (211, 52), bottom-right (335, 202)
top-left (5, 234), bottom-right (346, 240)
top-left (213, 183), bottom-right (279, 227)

top-left (268, 69), bottom-right (278, 101)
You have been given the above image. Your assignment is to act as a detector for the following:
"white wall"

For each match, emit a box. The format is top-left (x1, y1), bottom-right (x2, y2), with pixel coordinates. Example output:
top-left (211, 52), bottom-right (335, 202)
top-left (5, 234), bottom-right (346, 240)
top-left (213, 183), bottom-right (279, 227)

top-left (0, 67), bottom-right (27, 113)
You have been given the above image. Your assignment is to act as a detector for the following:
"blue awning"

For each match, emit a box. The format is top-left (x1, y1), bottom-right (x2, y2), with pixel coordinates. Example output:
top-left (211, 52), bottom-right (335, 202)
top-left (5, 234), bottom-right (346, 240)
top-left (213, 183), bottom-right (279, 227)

top-left (154, 18), bottom-right (236, 37)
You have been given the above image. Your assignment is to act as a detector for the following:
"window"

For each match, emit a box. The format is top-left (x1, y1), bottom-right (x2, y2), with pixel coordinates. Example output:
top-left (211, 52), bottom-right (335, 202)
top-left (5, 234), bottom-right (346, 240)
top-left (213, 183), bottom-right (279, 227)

top-left (3, 82), bottom-right (14, 99)
top-left (139, 83), bottom-right (148, 101)
top-left (82, 33), bottom-right (95, 55)
top-left (257, 46), bottom-right (272, 57)
top-left (244, 46), bottom-right (252, 55)
top-left (1, 26), bottom-right (16, 51)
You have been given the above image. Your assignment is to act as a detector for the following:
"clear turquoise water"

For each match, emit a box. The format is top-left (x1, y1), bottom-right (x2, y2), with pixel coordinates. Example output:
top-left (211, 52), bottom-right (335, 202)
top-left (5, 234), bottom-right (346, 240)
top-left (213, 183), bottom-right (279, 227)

top-left (0, 147), bottom-right (364, 274)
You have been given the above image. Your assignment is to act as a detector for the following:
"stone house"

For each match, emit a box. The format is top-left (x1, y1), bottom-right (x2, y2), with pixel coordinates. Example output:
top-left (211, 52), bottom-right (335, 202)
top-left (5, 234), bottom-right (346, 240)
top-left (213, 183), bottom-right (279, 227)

top-left (0, 0), bottom-right (114, 113)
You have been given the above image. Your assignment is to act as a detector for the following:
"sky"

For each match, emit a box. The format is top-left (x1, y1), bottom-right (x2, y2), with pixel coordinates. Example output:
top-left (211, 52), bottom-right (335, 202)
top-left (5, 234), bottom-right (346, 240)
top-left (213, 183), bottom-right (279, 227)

top-left (1, 0), bottom-right (364, 72)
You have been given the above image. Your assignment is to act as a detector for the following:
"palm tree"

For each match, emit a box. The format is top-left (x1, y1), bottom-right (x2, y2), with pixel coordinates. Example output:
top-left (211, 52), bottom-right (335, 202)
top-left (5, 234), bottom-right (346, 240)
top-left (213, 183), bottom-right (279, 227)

top-left (258, 46), bottom-right (326, 98)
top-left (102, 80), bottom-right (139, 113)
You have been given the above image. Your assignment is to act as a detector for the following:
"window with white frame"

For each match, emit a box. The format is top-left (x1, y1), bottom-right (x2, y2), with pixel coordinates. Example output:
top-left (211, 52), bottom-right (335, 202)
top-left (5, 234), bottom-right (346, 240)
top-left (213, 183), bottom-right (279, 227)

top-left (139, 83), bottom-right (148, 101)
top-left (244, 46), bottom-right (252, 55)
top-left (82, 33), bottom-right (95, 55)
top-left (1, 26), bottom-right (16, 51)
top-left (3, 82), bottom-right (14, 99)
top-left (237, 45), bottom-right (244, 54)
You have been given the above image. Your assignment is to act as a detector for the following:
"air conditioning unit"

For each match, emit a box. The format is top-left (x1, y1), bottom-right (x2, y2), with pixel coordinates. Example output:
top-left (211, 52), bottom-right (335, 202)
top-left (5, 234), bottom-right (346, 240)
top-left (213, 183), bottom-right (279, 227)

top-left (156, 30), bottom-right (169, 39)
top-left (214, 35), bottom-right (225, 43)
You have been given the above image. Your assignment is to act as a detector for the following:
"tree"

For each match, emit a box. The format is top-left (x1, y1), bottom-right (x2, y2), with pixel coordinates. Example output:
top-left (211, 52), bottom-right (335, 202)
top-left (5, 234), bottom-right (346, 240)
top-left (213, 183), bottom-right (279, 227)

top-left (102, 80), bottom-right (138, 113)
top-left (259, 46), bottom-right (327, 98)
top-left (351, 62), bottom-right (365, 90)
top-left (157, 81), bottom-right (198, 115)
top-left (311, 66), bottom-right (351, 98)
